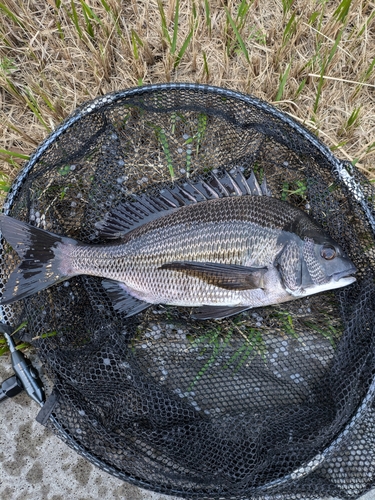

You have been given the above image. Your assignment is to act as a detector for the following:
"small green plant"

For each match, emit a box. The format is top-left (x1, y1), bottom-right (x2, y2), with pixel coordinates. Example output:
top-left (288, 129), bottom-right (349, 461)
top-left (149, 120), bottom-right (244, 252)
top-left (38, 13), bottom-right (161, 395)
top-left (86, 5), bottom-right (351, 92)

top-left (58, 165), bottom-right (71, 176)
top-left (183, 113), bottom-right (208, 173)
top-left (187, 321), bottom-right (267, 390)
top-left (338, 106), bottom-right (361, 137)
top-left (0, 56), bottom-right (16, 75)
top-left (0, 171), bottom-right (10, 195)
top-left (271, 310), bottom-right (298, 339)
top-left (248, 26), bottom-right (267, 45)
top-left (0, 321), bottom-right (57, 356)
top-left (301, 320), bottom-right (338, 348)
top-left (346, 106), bottom-right (361, 129)
top-left (223, 327), bottom-right (266, 372)
top-left (147, 123), bottom-right (175, 179)
top-left (280, 179), bottom-right (308, 202)
top-left (188, 326), bottom-right (229, 390)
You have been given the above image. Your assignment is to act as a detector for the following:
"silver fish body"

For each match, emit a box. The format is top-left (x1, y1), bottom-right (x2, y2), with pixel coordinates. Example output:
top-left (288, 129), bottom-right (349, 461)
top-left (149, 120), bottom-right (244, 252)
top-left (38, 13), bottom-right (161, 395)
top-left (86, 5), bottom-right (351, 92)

top-left (0, 173), bottom-right (356, 320)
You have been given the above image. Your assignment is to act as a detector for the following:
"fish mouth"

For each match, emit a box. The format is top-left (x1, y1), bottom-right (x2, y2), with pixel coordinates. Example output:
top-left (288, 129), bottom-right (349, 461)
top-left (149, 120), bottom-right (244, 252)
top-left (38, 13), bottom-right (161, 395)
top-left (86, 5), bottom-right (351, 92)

top-left (331, 266), bottom-right (357, 282)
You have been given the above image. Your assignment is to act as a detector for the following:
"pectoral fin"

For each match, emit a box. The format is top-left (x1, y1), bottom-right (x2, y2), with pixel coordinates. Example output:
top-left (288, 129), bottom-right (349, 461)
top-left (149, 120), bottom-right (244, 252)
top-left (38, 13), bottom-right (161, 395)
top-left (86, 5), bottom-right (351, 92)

top-left (159, 261), bottom-right (267, 290)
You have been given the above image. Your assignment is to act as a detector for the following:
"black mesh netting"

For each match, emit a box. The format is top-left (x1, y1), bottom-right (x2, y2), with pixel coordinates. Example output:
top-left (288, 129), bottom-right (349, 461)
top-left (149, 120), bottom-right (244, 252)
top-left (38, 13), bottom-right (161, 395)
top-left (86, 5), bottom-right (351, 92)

top-left (1, 83), bottom-right (375, 499)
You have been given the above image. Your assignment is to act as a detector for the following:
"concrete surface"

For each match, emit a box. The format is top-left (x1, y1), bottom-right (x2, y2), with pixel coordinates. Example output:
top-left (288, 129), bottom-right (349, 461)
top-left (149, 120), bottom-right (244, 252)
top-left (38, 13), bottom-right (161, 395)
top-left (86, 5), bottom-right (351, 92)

top-left (1, 354), bottom-right (374, 500)
top-left (0, 354), bottom-right (181, 500)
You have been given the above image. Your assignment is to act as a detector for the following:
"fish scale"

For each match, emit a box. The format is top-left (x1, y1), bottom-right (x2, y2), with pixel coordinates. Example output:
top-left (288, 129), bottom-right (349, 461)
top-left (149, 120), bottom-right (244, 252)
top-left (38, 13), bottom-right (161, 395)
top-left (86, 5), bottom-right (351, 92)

top-left (0, 171), bottom-right (356, 320)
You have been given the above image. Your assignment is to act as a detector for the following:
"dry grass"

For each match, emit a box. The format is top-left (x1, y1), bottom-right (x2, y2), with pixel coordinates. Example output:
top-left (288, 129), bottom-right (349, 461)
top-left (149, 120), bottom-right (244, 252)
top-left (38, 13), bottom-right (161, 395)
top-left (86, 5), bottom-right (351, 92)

top-left (0, 0), bottom-right (375, 185)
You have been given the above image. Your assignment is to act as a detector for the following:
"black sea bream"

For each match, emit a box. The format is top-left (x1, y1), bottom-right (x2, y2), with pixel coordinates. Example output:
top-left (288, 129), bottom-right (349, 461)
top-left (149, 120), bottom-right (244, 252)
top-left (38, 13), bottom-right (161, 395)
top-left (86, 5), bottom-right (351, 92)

top-left (0, 171), bottom-right (356, 319)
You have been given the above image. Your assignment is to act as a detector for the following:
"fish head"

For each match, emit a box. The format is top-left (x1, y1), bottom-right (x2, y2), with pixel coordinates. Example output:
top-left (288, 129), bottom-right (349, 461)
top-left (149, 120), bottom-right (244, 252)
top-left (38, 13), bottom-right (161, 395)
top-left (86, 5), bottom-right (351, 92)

top-left (278, 230), bottom-right (356, 298)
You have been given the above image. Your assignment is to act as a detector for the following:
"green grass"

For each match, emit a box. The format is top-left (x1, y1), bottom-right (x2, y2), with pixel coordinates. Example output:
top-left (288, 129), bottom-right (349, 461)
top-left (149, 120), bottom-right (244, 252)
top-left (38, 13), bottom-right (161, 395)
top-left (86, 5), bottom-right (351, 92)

top-left (184, 298), bottom-right (341, 391)
top-left (280, 178), bottom-right (308, 203)
top-left (203, 0), bottom-right (211, 36)
top-left (0, 318), bottom-right (58, 356)
top-left (0, 0), bottom-right (375, 183)
top-left (157, 0), bottom-right (193, 69)
top-left (187, 322), bottom-right (266, 390)
top-left (145, 111), bottom-right (209, 179)
top-left (270, 310), bottom-right (298, 339)
top-left (225, 4), bottom-right (250, 63)
top-left (275, 62), bottom-right (291, 101)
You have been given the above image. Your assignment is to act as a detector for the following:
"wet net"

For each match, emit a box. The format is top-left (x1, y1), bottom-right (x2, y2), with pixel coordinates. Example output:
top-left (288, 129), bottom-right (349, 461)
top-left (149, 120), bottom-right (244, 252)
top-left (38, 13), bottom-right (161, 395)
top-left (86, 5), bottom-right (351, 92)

top-left (1, 84), bottom-right (375, 499)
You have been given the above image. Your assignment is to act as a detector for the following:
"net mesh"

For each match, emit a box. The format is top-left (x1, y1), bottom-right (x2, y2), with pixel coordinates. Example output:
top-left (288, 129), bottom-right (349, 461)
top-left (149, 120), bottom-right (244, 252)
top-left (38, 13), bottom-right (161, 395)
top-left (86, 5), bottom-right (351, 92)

top-left (1, 84), bottom-right (375, 499)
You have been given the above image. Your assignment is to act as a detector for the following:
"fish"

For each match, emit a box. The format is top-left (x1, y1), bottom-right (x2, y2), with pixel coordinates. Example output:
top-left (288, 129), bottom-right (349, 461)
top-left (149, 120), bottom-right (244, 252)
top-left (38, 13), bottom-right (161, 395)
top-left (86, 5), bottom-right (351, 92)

top-left (0, 170), bottom-right (356, 320)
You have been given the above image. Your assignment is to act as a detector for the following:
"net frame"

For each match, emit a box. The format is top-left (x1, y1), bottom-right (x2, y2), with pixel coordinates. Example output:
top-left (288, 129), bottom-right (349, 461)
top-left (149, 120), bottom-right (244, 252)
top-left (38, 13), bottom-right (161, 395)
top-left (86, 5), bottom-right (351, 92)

top-left (0, 83), bottom-right (374, 499)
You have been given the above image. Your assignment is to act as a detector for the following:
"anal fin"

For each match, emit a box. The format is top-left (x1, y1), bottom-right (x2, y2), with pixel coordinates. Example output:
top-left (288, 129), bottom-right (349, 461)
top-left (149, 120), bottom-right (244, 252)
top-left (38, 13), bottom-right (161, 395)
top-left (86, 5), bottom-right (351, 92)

top-left (191, 305), bottom-right (250, 320)
top-left (102, 280), bottom-right (150, 317)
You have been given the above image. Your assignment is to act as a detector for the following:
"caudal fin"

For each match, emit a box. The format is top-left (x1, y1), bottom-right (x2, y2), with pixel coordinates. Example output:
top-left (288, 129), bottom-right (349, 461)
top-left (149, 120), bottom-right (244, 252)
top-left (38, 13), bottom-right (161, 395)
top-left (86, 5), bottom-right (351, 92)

top-left (0, 214), bottom-right (78, 305)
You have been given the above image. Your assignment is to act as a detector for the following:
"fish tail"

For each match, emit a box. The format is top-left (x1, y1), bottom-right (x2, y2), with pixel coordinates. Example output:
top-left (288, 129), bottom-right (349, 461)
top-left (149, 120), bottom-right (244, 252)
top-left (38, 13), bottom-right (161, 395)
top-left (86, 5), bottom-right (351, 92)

top-left (0, 214), bottom-right (79, 305)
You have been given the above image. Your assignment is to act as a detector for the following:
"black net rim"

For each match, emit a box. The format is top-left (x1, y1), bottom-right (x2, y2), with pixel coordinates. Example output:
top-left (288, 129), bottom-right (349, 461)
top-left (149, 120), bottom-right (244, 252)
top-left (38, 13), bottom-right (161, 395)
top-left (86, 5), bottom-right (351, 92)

top-left (1, 83), bottom-right (375, 498)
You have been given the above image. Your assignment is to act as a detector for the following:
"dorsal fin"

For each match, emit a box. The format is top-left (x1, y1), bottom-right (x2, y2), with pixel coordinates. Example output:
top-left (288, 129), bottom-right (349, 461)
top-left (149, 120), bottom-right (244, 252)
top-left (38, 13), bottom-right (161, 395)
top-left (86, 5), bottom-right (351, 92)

top-left (95, 169), bottom-right (272, 239)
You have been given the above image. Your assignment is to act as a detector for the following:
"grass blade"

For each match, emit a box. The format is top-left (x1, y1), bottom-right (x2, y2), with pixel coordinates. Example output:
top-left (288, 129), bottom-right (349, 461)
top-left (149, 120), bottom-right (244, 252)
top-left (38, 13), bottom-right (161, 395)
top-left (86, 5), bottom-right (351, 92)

top-left (204, 0), bottom-right (211, 35)
top-left (282, 12), bottom-right (296, 45)
top-left (0, 148), bottom-right (30, 160)
top-left (275, 62), bottom-right (291, 101)
top-left (80, 0), bottom-right (102, 25)
top-left (69, 0), bottom-right (83, 39)
top-left (236, 0), bottom-right (251, 31)
top-left (281, 0), bottom-right (294, 16)
top-left (0, 57), bottom-right (17, 75)
top-left (314, 30), bottom-right (343, 113)
top-left (0, 2), bottom-right (26, 29)
top-left (24, 89), bottom-right (51, 132)
top-left (157, 0), bottom-right (171, 46)
top-left (295, 77), bottom-right (306, 98)
top-left (202, 51), bottom-right (209, 81)
top-left (100, 0), bottom-right (110, 13)
top-left (0, 172), bottom-right (10, 194)
top-left (131, 29), bottom-right (143, 59)
top-left (196, 113), bottom-right (207, 153)
top-left (80, 1), bottom-right (95, 38)
top-left (347, 106), bottom-right (361, 128)
top-left (147, 123), bottom-right (175, 179)
top-left (225, 7), bottom-right (249, 63)
top-left (362, 57), bottom-right (375, 83)
top-left (333, 0), bottom-right (353, 23)
top-left (357, 11), bottom-right (375, 37)
top-left (171, 0), bottom-right (180, 55)
top-left (174, 28), bottom-right (193, 68)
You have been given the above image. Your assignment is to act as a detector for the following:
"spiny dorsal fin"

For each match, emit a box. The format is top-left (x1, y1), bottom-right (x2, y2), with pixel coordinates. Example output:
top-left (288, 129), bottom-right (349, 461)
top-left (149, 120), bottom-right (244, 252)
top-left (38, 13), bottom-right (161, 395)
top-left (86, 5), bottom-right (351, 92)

top-left (95, 169), bottom-right (272, 239)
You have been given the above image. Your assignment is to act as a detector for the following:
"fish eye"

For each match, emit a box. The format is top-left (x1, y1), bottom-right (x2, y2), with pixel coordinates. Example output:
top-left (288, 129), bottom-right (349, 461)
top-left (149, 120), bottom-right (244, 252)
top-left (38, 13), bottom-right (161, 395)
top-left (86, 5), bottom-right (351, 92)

top-left (321, 244), bottom-right (336, 260)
